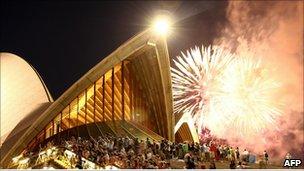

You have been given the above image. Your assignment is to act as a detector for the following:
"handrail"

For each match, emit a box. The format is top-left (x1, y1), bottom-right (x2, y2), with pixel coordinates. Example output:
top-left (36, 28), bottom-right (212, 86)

top-left (105, 121), bottom-right (133, 138)
top-left (99, 122), bottom-right (118, 136)
top-left (123, 121), bottom-right (154, 141)
top-left (127, 121), bottom-right (164, 141)
top-left (92, 122), bottom-right (104, 137)
top-left (105, 122), bottom-right (120, 136)
top-left (119, 124), bottom-right (136, 139)
top-left (114, 121), bottom-right (136, 139)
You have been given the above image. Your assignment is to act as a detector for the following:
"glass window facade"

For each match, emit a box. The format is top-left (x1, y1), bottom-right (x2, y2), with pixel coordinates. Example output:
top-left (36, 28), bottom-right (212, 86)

top-left (95, 77), bottom-right (103, 122)
top-left (54, 113), bottom-right (61, 135)
top-left (26, 60), bottom-right (159, 151)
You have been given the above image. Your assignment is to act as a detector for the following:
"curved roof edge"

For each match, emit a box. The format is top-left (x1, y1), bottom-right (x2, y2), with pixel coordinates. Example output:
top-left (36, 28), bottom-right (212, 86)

top-left (0, 29), bottom-right (174, 167)
top-left (0, 52), bottom-right (54, 102)
top-left (28, 63), bottom-right (54, 102)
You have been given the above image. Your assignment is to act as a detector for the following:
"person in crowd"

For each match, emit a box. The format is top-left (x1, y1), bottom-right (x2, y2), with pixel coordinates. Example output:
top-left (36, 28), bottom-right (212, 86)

top-left (23, 132), bottom-right (267, 169)
top-left (230, 147), bottom-right (235, 161)
top-left (209, 160), bottom-right (216, 169)
top-left (209, 142), bottom-right (217, 160)
top-left (185, 155), bottom-right (196, 169)
top-left (236, 161), bottom-right (244, 169)
top-left (263, 150), bottom-right (269, 164)
top-left (285, 152), bottom-right (291, 159)
top-left (226, 146), bottom-right (232, 161)
top-left (146, 138), bottom-right (151, 148)
top-left (182, 142), bottom-right (189, 154)
top-left (242, 149), bottom-right (249, 162)
top-left (235, 147), bottom-right (240, 160)
top-left (200, 162), bottom-right (206, 169)
top-left (203, 143), bottom-right (210, 162)
top-left (229, 159), bottom-right (236, 169)
top-left (215, 145), bottom-right (221, 161)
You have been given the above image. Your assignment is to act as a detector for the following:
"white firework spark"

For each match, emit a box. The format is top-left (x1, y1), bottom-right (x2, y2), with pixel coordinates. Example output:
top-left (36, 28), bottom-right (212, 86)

top-left (215, 56), bottom-right (282, 136)
top-left (171, 45), bottom-right (282, 138)
top-left (171, 45), bottom-right (235, 130)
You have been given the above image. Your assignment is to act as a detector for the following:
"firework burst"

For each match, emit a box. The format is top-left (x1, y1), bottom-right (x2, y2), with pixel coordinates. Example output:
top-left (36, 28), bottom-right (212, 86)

top-left (215, 55), bottom-right (282, 136)
top-left (171, 45), bottom-right (282, 138)
top-left (171, 45), bottom-right (235, 131)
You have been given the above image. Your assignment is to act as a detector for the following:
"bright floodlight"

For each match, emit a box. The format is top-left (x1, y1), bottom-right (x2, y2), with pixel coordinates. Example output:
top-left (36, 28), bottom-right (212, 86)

top-left (153, 16), bottom-right (170, 36)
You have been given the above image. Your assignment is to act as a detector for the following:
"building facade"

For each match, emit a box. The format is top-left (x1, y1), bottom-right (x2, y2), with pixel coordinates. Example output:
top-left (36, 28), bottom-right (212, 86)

top-left (0, 29), bottom-right (175, 167)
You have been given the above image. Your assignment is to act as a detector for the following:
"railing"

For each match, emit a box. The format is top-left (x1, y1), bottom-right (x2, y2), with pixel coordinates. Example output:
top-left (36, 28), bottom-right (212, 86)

top-left (119, 122), bottom-right (136, 139)
top-left (127, 120), bottom-right (164, 141)
top-left (106, 121), bottom-right (135, 138)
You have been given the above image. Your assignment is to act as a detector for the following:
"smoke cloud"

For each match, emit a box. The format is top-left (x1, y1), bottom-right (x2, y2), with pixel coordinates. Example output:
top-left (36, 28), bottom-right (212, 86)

top-left (214, 1), bottom-right (303, 161)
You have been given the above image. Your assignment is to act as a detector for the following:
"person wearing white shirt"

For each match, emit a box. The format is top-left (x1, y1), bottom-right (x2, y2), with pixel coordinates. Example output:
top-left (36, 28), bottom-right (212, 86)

top-left (242, 149), bottom-right (249, 162)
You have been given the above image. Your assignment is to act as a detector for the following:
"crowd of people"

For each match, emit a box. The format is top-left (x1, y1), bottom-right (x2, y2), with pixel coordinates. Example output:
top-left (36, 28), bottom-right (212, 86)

top-left (22, 133), bottom-right (271, 169)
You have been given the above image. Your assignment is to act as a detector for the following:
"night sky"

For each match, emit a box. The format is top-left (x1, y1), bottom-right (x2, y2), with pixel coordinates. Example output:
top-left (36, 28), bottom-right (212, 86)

top-left (1, 1), bottom-right (228, 99)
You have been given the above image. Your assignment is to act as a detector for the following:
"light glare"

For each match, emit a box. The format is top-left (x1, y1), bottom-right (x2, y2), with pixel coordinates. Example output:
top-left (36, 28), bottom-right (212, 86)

top-left (153, 17), bottom-right (170, 35)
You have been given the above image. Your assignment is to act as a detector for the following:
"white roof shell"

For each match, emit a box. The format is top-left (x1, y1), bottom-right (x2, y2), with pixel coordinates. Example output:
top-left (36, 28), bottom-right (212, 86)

top-left (0, 53), bottom-right (53, 145)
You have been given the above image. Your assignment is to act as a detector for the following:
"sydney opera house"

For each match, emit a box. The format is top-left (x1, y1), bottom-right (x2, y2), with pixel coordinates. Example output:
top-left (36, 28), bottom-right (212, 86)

top-left (0, 27), bottom-right (195, 169)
